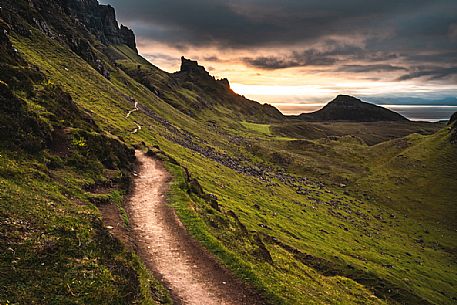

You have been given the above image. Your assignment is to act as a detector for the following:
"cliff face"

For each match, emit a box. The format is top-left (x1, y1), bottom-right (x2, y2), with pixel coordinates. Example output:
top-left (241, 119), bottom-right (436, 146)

top-left (119, 24), bottom-right (136, 51)
top-left (0, 0), bottom-right (137, 79)
top-left (61, 0), bottom-right (137, 51)
top-left (1, 0), bottom-right (137, 52)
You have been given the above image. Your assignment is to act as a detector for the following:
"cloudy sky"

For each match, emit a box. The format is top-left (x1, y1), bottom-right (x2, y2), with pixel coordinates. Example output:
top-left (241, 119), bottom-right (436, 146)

top-left (101, 0), bottom-right (457, 114)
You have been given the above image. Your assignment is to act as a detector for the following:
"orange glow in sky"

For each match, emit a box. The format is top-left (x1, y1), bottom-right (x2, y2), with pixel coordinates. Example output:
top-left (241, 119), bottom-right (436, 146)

top-left (136, 41), bottom-right (457, 115)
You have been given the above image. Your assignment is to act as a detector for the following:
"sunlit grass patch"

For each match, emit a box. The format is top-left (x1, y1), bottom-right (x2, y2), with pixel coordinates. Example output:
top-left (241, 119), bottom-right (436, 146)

top-left (241, 121), bottom-right (272, 135)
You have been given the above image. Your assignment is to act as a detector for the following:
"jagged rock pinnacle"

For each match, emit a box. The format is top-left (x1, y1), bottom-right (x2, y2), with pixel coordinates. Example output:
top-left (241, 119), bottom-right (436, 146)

top-left (180, 57), bottom-right (208, 75)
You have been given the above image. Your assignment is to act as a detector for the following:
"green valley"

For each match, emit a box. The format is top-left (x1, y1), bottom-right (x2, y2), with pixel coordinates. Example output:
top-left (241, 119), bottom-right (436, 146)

top-left (0, 1), bottom-right (456, 304)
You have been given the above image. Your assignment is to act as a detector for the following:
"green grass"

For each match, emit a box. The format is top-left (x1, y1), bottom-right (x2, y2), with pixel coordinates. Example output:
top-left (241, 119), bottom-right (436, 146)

top-left (2, 14), bottom-right (455, 305)
top-left (0, 149), bottom-right (170, 305)
top-left (1, 24), bottom-right (172, 303)
top-left (355, 129), bottom-right (457, 227)
top-left (156, 135), bottom-right (456, 305)
top-left (162, 161), bottom-right (285, 304)
top-left (241, 121), bottom-right (272, 135)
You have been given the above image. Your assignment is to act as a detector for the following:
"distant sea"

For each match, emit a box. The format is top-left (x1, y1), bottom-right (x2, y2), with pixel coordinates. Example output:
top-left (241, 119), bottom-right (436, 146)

top-left (380, 105), bottom-right (457, 122)
top-left (276, 104), bottom-right (457, 122)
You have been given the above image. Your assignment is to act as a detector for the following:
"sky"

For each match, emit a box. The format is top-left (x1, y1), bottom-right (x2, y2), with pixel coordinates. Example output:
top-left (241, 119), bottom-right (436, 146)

top-left (100, 0), bottom-right (457, 114)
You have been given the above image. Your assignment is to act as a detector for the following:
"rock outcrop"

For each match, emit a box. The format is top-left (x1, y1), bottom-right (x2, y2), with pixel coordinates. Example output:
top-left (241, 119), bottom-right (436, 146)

top-left (180, 57), bottom-right (209, 76)
top-left (218, 78), bottom-right (230, 89)
top-left (6, 0), bottom-right (138, 52)
top-left (172, 57), bottom-right (284, 120)
top-left (448, 112), bottom-right (457, 144)
top-left (119, 24), bottom-right (136, 51)
top-left (64, 0), bottom-right (137, 51)
top-left (298, 95), bottom-right (408, 122)
top-left (1, 0), bottom-right (137, 78)
top-left (179, 57), bottom-right (231, 89)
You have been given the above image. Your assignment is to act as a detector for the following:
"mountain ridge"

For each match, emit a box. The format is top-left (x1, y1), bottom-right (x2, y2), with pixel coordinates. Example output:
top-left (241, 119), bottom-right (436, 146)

top-left (112, 49), bottom-right (285, 121)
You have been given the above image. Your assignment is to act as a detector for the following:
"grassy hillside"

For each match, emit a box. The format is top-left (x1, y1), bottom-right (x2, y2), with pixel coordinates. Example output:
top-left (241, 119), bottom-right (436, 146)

top-left (108, 45), bottom-right (284, 123)
top-left (1, 1), bottom-right (456, 304)
top-left (0, 3), bottom-right (172, 303)
top-left (0, 149), bottom-right (171, 305)
top-left (355, 129), bottom-right (457, 227)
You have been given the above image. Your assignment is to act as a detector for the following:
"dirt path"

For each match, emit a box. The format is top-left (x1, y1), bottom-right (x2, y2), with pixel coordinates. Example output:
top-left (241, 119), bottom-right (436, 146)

top-left (127, 151), bottom-right (265, 305)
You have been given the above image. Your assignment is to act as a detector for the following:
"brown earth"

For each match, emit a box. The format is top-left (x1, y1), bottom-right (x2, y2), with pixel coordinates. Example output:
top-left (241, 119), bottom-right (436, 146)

top-left (127, 151), bottom-right (266, 305)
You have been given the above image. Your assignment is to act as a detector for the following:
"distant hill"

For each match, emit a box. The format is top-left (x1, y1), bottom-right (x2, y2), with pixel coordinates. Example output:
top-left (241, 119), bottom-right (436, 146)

top-left (297, 95), bottom-right (408, 122)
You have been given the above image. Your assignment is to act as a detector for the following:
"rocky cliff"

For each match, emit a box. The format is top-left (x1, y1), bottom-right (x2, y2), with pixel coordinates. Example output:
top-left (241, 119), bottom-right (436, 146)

top-left (0, 0), bottom-right (137, 79)
top-left (62, 0), bottom-right (137, 51)
top-left (1, 0), bottom-right (137, 52)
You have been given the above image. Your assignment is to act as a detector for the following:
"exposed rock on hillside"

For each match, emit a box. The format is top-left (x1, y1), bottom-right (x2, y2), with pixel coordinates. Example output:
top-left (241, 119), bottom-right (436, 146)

top-left (449, 112), bottom-right (457, 143)
top-left (144, 56), bottom-right (285, 121)
top-left (178, 57), bottom-right (231, 89)
top-left (180, 57), bottom-right (210, 76)
top-left (62, 0), bottom-right (137, 51)
top-left (218, 78), bottom-right (230, 89)
top-left (119, 24), bottom-right (136, 51)
top-left (298, 95), bottom-right (408, 122)
top-left (1, 0), bottom-right (137, 52)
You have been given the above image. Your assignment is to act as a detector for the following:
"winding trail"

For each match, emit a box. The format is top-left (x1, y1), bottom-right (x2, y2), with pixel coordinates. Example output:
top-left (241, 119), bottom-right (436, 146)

top-left (127, 151), bottom-right (264, 305)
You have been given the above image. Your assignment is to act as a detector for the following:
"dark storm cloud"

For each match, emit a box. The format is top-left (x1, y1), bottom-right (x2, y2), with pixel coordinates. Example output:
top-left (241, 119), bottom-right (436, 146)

top-left (337, 65), bottom-right (407, 73)
top-left (397, 67), bottom-right (457, 81)
top-left (243, 49), bottom-right (340, 69)
top-left (404, 52), bottom-right (457, 64)
top-left (202, 56), bottom-right (221, 62)
top-left (102, 0), bottom-right (457, 47)
top-left (101, 0), bottom-right (457, 80)
top-left (242, 43), bottom-right (401, 70)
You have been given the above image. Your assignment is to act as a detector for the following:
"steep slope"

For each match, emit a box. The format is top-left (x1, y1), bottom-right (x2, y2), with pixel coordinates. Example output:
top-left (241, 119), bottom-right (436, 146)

top-left (109, 46), bottom-right (284, 122)
top-left (0, 12), bottom-right (171, 304)
top-left (1, 1), bottom-right (456, 305)
top-left (173, 57), bottom-right (284, 120)
top-left (298, 95), bottom-right (408, 122)
top-left (354, 128), bottom-right (457, 227)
